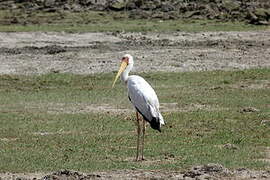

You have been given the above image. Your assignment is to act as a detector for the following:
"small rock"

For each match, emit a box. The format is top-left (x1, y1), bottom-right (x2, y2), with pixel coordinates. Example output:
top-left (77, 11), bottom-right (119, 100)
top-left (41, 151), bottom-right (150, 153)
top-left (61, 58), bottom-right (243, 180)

top-left (199, 163), bottom-right (226, 173)
top-left (222, 0), bottom-right (240, 12)
top-left (184, 10), bottom-right (201, 18)
top-left (209, 86), bottom-right (222, 90)
top-left (223, 143), bottom-right (239, 150)
top-left (45, 45), bottom-right (66, 54)
top-left (161, 2), bottom-right (175, 12)
top-left (109, 0), bottom-right (126, 11)
top-left (126, 2), bottom-right (136, 10)
top-left (261, 120), bottom-right (270, 125)
top-left (50, 69), bottom-right (60, 73)
top-left (254, 8), bottom-right (270, 19)
top-left (257, 20), bottom-right (270, 25)
top-left (184, 163), bottom-right (227, 179)
top-left (44, 0), bottom-right (55, 7)
top-left (240, 107), bottom-right (259, 113)
top-left (141, 1), bottom-right (157, 10)
top-left (42, 170), bottom-right (90, 179)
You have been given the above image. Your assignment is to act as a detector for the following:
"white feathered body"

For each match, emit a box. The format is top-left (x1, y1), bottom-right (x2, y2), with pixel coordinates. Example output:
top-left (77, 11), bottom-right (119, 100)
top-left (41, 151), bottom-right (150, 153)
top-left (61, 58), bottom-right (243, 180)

top-left (127, 75), bottom-right (165, 131)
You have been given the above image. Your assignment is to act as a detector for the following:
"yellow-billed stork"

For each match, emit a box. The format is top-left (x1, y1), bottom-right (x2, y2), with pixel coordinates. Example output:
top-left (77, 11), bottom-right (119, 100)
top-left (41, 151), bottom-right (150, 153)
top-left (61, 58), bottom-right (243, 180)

top-left (112, 54), bottom-right (165, 161)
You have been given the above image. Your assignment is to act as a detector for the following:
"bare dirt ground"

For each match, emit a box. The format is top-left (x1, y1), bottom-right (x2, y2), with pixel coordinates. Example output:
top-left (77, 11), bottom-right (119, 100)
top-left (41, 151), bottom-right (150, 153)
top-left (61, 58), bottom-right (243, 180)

top-left (0, 31), bottom-right (269, 75)
top-left (0, 31), bottom-right (269, 179)
top-left (0, 164), bottom-right (269, 180)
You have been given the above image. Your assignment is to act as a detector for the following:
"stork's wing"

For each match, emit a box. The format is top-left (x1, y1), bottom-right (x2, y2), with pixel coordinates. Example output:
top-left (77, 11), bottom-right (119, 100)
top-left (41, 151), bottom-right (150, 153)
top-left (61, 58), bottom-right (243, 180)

top-left (127, 75), bottom-right (165, 131)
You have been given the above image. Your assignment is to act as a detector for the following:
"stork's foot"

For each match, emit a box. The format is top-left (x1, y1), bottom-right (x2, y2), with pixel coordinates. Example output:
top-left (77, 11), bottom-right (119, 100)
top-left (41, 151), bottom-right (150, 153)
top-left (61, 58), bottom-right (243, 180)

top-left (134, 157), bottom-right (146, 162)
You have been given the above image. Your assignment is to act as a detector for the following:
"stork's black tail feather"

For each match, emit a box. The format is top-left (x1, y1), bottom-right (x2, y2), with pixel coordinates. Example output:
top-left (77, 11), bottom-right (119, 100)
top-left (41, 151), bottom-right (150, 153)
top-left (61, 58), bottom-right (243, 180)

top-left (135, 107), bottom-right (162, 132)
top-left (150, 117), bottom-right (161, 132)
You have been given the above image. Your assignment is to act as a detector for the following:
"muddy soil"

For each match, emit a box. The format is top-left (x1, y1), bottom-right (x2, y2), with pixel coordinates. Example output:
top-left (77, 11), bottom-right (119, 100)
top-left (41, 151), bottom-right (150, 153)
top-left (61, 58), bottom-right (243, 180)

top-left (0, 31), bottom-right (269, 75)
top-left (0, 164), bottom-right (269, 179)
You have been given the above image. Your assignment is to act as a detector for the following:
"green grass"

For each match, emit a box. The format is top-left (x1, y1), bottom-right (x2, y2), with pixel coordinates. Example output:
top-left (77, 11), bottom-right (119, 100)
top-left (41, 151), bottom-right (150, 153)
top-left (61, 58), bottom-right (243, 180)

top-left (0, 10), bottom-right (268, 32)
top-left (0, 69), bottom-right (269, 172)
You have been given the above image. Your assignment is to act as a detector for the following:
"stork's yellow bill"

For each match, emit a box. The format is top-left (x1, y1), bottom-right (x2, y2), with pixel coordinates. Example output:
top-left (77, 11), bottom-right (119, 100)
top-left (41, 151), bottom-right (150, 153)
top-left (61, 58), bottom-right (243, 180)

top-left (112, 60), bottom-right (128, 88)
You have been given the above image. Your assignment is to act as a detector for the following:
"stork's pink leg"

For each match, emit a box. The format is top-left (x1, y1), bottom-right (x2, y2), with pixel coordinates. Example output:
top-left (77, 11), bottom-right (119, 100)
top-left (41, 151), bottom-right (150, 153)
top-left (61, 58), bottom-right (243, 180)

top-left (141, 119), bottom-right (146, 160)
top-left (135, 111), bottom-right (141, 161)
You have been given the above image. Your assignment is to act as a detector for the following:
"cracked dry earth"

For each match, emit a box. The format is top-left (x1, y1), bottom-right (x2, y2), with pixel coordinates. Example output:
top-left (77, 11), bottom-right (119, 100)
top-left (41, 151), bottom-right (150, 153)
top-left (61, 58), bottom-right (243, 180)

top-left (0, 31), bottom-right (269, 75)
top-left (0, 31), bottom-right (269, 179)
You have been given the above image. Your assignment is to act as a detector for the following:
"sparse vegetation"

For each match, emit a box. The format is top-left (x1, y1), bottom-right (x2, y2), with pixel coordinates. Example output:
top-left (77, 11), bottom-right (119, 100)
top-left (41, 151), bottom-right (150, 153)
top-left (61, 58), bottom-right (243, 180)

top-left (0, 10), bottom-right (268, 32)
top-left (0, 69), bottom-right (269, 172)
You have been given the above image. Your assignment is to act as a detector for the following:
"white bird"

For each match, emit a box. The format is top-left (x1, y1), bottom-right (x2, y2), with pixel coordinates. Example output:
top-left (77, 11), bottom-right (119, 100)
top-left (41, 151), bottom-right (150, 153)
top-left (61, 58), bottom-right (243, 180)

top-left (112, 54), bottom-right (165, 161)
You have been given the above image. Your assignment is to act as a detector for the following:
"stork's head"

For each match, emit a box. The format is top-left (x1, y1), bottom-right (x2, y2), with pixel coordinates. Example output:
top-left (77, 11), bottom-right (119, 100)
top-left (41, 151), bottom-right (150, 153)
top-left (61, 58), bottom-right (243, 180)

top-left (112, 54), bottom-right (133, 88)
top-left (121, 54), bottom-right (134, 67)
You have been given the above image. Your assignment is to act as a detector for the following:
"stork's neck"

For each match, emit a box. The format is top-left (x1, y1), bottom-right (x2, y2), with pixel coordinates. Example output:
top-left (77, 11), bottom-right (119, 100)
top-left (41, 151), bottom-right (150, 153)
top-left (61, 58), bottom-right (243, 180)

top-left (121, 63), bottom-right (133, 84)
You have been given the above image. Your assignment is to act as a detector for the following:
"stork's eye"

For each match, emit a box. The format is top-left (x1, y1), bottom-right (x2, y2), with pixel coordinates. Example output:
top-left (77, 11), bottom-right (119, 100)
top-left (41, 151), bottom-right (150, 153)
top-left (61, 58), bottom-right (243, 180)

top-left (122, 57), bottom-right (129, 63)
